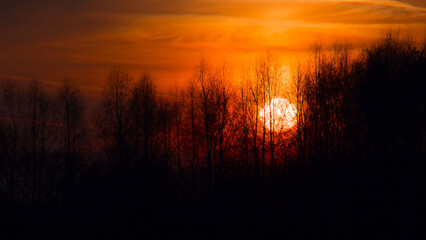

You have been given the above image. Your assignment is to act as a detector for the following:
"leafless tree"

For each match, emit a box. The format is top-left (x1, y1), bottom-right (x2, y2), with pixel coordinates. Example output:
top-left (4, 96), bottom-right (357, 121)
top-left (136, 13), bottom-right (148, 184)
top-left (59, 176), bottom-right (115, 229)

top-left (253, 51), bottom-right (283, 177)
top-left (237, 67), bottom-right (252, 176)
top-left (96, 65), bottom-right (131, 171)
top-left (184, 78), bottom-right (201, 191)
top-left (290, 62), bottom-right (308, 168)
top-left (25, 78), bottom-right (52, 206)
top-left (55, 78), bottom-right (86, 198)
top-left (212, 64), bottom-right (233, 179)
top-left (128, 73), bottom-right (158, 166)
top-left (1, 81), bottom-right (24, 202)
top-left (194, 57), bottom-right (215, 188)
top-left (171, 88), bottom-right (185, 179)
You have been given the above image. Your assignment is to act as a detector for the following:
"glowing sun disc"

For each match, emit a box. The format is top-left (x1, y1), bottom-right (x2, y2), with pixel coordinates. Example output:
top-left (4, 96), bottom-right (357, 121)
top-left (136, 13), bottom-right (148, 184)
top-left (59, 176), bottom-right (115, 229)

top-left (260, 97), bottom-right (297, 132)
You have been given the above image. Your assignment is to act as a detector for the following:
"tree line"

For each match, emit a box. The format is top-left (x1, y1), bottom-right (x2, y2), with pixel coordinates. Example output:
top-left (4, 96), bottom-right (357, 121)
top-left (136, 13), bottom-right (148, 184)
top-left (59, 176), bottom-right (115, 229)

top-left (0, 30), bottom-right (425, 239)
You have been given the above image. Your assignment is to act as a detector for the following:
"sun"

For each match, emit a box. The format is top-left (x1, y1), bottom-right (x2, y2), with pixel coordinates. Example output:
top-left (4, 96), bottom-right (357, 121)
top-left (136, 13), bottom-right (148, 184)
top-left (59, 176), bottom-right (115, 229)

top-left (260, 97), bottom-right (297, 132)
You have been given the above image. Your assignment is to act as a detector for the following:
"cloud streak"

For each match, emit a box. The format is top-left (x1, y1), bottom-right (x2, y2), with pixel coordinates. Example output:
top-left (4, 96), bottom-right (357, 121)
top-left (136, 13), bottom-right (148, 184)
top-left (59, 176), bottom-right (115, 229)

top-left (1, 0), bottom-right (425, 93)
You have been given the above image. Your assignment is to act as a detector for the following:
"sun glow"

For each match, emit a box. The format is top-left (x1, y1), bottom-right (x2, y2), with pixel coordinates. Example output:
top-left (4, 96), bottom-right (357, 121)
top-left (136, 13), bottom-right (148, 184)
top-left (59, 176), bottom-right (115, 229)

top-left (260, 97), bottom-right (297, 132)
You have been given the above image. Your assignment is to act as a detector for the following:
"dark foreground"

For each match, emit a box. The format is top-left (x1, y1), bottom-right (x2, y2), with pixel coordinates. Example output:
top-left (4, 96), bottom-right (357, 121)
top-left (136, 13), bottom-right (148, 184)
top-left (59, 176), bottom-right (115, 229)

top-left (1, 163), bottom-right (425, 239)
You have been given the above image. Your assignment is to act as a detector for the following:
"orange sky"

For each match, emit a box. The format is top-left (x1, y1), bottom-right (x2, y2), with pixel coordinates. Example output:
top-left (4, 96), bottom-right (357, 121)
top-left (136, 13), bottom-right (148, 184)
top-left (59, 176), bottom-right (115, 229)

top-left (1, 0), bottom-right (425, 97)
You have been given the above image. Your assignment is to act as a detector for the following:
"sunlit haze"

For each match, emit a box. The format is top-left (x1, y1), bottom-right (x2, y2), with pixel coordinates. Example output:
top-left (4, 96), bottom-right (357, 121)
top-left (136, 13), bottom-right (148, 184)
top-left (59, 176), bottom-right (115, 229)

top-left (1, 0), bottom-right (425, 96)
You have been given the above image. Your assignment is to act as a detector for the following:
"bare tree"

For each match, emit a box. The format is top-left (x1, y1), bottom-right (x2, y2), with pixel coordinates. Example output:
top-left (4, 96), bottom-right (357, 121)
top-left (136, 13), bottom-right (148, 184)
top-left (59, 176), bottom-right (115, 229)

top-left (212, 64), bottom-right (233, 179)
top-left (247, 64), bottom-right (261, 180)
top-left (254, 51), bottom-right (282, 177)
top-left (158, 95), bottom-right (171, 169)
top-left (25, 78), bottom-right (52, 206)
top-left (1, 81), bottom-right (24, 202)
top-left (290, 62), bottom-right (308, 168)
top-left (237, 67), bottom-right (251, 176)
top-left (56, 78), bottom-right (86, 198)
top-left (194, 57), bottom-right (215, 188)
top-left (128, 73), bottom-right (158, 166)
top-left (184, 78), bottom-right (200, 191)
top-left (96, 65), bottom-right (131, 171)
top-left (171, 88), bottom-right (185, 179)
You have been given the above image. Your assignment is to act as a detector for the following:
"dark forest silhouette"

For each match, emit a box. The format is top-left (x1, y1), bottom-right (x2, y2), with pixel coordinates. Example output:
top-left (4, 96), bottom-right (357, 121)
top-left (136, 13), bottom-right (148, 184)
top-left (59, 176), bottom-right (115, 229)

top-left (0, 31), bottom-right (425, 239)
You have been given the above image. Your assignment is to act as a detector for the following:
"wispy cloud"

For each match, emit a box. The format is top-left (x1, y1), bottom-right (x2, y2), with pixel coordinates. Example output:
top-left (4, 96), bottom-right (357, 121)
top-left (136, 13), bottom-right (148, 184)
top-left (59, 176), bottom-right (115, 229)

top-left (0, 0), bottom-right (425, 92)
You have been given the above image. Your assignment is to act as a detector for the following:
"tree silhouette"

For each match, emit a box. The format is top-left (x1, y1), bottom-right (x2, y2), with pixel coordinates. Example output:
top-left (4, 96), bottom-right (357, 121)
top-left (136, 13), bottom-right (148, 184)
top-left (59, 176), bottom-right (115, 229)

top-left (55, 79), bottom-right (86, 201)
top-left (129, 73), bottom-right (158, 166)
top-left (1, 81), bottom-right (24, 202)
top-left (25, 78), bottom-right (52, 206)
top-left (0, 29), bottom-right (425, 239)
top-left (96, 65), bottom-right (131, 173)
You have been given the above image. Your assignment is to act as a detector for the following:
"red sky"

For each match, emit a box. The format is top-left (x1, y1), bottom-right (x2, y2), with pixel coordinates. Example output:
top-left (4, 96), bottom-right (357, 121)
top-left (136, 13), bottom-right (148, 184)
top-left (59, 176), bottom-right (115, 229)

top-left (1, 0), bottom-right (425, 97)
